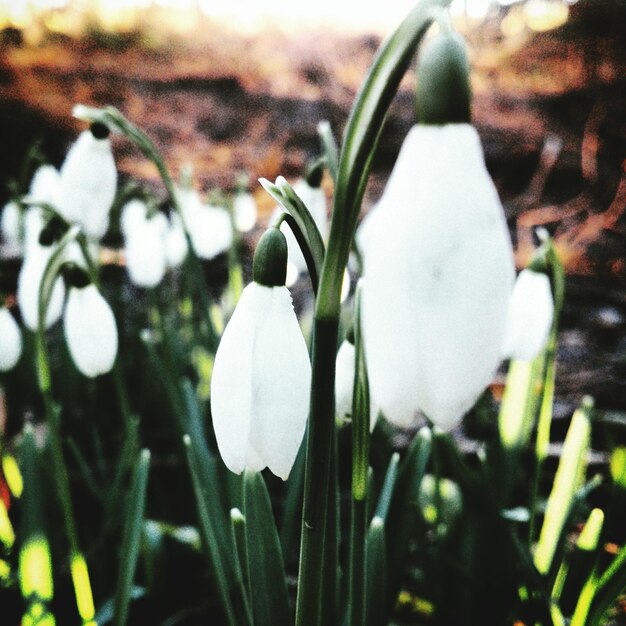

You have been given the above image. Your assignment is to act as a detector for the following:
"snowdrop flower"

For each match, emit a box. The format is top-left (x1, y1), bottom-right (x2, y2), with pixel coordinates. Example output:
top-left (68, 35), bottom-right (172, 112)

top-left (210, 227), bottom-right (311, 480)
top-left (121, 200), bottom-right (168, 288)
top-left (28, 165), bottom-right (61, 208)
top-left (0, 307), bottom-right (22, 371)
top-left (17, 243), bottom-right (65, 331)
top-left (64, 280), bottom-right (118, 378)
top-left (1, 201), bottom-right (21, 250)
top-left (362, 123), bottom-right (515, 431)
top-left (57, 124), bottom-right (117, 240)
top-left (177, 188), bottom-right (233, 260)
top-left (165, 213), bottom-right (188, 268)
top-left (335, 338), bottom-right (378, 431)
top-left (233, 191), bottom-right (257, 233)
top-left (501, 269), bottom-right (554, 362)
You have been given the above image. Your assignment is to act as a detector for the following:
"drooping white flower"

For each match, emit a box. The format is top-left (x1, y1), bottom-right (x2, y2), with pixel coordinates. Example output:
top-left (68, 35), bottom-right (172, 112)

top-left (362, 124), bottom-right (515, 431)
top-left (165, 213), bottom-right (188, 268)
top-left (210, 228), bottom-right (311, 480)
top-left (28, 165), bottom-right (61, 208)
top-left (177, 188), bottom-right (233, 260)
top-left (334, 338), bottom-right (378, 431)
top-left (501, 268), bottom-right (554, 362)
top-left (233, 191), bottom-right (257, 233)
top-left (1, 201), bottom-right (21, 250)
top-left (17, 243), bottom-right (66, 331)
top-left (211, 282), bottom-right (311, 480)
top-left (0, 307), bottom-right (22, 371)
top-left (121, 200), bottom-right (168, 288)
top-left (57, 128), bottom-right (117, 240)
top-left (23, 207), bottom-right (45, 253)
top-left (63, 284), bottom-right (118, 378)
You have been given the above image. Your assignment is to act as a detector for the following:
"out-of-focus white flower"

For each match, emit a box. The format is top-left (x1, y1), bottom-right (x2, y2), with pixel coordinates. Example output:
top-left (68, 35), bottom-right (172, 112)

top-left (0, 307), bottom-right (22, 371)
top-left (28, 165), bottom-right (61, 208)
top-left (57, 128), bottom-right (117, 240)
top-left (121, 200), bottom-right (168, 288)
top-left (362, 124), bottom-right (515, 431)
top-left (165, 213), bottom-right (188, 268)
top-left (271, 178), bottom-right (328, 278)
top-left (23, 208), bottom-right (45, 253)
top-left (177, 188), bottom-right (233, 260)
top-left (334, 338), bottom-right (378, 431)
top-left (210, 282), bottom-right (311, 480)
top-left (233, 191), bottom-right (257, 233)
top-left (17, 243), bottom-right (65, 331)
top-left (1, 201), bottom-right (21, 249)
top-left (63, 284), bottom-right (118, 378)
top-left (501, 269), bottom-right (554, 362)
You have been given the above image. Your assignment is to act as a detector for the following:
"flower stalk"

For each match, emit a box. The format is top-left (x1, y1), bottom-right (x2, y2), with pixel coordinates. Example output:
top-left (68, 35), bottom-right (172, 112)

top-left (295, 1), bottom-right (451, 623)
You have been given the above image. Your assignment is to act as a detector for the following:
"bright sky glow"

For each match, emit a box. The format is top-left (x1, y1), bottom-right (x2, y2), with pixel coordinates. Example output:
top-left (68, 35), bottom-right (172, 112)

top-left (0, 0), bottom-right (573, 34)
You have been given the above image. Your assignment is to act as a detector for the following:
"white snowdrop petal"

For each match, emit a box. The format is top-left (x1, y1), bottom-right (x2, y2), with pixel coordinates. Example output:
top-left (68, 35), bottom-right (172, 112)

top-left (362, 124), bottom-right (515, 431)
top-left (58, 131), bottom-right (117, 239)
top-left (17, 245), bottom-right (65, 330)
top-left (63, 285), bottom-right (118, 377)
top-left (502, 269), bottom-right (554, 362)
top-left (1, 201), bottom-right (21, 247)
top-left (189, 205), bottom-right (233, 260)
top-left (28, 165), bottom-right (60, 208)
top-left (248, 286), bottom-right (311, 480)
top-left (0, 308), bottom-right (22, 371)
top-left (125, 214), bottom-right (168, 288)
top-left (165, 213), bottom-right (189, 268)
top-left (233, 193), bottom-right (257, 233)
top-left (335, 340), bottom-right (356, 422)
top-left (120, 199), bottom-right (148, 238)
top-left (23, 208), bottom-right (45, 253)
top-left (210, 283), bottom-right (268, 475)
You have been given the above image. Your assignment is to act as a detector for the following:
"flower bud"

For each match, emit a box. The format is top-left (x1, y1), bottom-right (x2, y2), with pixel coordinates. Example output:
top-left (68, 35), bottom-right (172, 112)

top-left (0, 307), bottom-right (22, 371)
top-left (63, 284), bottom-right (118, 377)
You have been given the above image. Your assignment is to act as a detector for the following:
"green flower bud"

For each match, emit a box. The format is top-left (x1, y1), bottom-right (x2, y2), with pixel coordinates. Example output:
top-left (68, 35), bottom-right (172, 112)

top-left (253, 227), bottom-right (288, 287)
top-left (415, 31), bottom-right (471, 125)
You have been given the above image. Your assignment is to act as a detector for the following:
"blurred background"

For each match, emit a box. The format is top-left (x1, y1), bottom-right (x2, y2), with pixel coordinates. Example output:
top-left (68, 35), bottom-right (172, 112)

top-left (0, 0), bottom-right (624, 452)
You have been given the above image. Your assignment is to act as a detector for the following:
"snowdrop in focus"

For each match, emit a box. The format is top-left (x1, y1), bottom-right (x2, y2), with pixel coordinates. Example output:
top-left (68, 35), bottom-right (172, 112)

top-left (210, 227), bottom-right (311, 480)
top-left (501, 268), bottom-right (554, 362)
top-left (57, 124), bottom-right (117, 240)
top-left (64, 282), bottom-right (118, 378)
top-left (362, 124), bottom-right (515, 431)
top-left (0, 307), bottom-right (22, 371)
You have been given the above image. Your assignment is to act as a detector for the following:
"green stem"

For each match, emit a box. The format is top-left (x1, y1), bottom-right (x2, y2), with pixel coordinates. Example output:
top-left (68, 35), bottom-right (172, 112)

top-left (349, 499), bottom-right (367, 626)
top-left (36, 229), bottom-right (97, 625)
top-left (295, 3), bottom-right (449, 623)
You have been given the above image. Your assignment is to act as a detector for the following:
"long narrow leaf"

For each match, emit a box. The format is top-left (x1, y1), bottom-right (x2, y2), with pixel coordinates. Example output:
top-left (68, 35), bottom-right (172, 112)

top-left (243, 470), bottom-right (291, 626)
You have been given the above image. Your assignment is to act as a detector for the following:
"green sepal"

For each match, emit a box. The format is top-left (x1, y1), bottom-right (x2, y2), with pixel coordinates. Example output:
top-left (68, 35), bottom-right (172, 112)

top-left (252, 227), bottom-right (288, 287)
top-left (415, 31), bottom-right (471, 125)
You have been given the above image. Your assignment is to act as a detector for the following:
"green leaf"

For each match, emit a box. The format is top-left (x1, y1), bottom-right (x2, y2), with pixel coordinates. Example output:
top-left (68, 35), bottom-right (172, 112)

top-left (383, 428), bottom-right (431, 613)
top-left (113, 450), bottom-right (151, 626)
top-left (243, 470), bottom-right (291, 626)
top-left (366, 516), bottom-right (388, 626)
